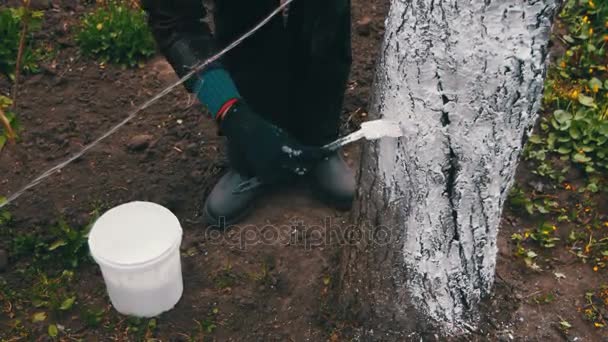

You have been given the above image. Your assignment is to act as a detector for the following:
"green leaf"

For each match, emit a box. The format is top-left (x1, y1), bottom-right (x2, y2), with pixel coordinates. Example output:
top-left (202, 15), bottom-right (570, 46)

top-left (525, 202), bottom-right (534, 215)
top-left (586, 182), bottom-right (598, 192)
top-left (569, 126), bottom-right (581, 140)
top-left (573, 153), bottom-right (591, 163)
top-left (48, 239), bottom-right (67, 251)
top-left (32, 311), bottom-right (47, 323)
top-left (578, 94), bottom-right (595, 107)
top-left (585, 165), bottom-right (596, 173)
top-left (528, 135), bottom-right (542, 144)
top-left (59, 296), bottom-right (76, 311)
top-left (48, 324), bottom-right (58, 337)
top-left (554, 110), bottom-right (572, 124)
top-left (536, 204), bottom-right (549, 214)
top-left (589, 77), bottom-right (603, 92)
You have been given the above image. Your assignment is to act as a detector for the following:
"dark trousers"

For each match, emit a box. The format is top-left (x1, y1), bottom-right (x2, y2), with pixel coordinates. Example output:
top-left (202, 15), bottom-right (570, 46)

top-left (143, 0), bottom-right (352, 146)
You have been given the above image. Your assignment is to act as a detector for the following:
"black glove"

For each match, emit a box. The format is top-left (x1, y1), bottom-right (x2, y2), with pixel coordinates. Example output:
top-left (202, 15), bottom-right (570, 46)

top-left (220, 101), bottom-right (325, 184)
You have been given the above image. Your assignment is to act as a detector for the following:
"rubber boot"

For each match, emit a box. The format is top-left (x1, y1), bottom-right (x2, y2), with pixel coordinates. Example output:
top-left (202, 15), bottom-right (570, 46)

top-left (203, 141), bottom-right (263, 227)
top-left (312, 151), bottom-right (355, 211)
top-left (203, 169), bottom-right (262, 227)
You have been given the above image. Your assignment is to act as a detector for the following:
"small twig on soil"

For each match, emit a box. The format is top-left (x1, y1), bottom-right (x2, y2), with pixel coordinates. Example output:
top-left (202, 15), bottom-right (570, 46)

top-left (523, 290), bottom-right (542, 299)
top-left (0, 108), bottom-right (16, 142)
top-left (11, 0), bottom-right (32, 110)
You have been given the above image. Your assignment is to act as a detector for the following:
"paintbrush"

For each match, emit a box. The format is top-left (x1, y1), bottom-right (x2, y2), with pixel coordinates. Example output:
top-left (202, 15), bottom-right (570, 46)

top-left (322, 119), bottom-right (404, 152)
top-left (233, 120), bottom-right (404, 194)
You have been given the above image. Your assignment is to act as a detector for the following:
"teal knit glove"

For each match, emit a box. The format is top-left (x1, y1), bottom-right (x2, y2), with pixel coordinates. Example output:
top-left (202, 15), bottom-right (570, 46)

top-left (193, 67), bottom-right (241, 118)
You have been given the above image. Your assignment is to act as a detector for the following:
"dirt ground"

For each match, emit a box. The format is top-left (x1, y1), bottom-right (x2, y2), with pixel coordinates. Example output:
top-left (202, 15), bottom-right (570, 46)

top-left (0, 0), bottom-right (607, 341)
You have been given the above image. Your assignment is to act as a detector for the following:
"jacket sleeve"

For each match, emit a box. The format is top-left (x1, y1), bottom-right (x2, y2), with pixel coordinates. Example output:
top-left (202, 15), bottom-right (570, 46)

top-left (141, 0), bottom-right (216, 91)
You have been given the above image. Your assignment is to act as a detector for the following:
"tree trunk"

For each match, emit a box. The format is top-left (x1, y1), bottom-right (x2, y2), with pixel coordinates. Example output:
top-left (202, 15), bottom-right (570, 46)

top-left (339, 0), bottom-right (560, 338)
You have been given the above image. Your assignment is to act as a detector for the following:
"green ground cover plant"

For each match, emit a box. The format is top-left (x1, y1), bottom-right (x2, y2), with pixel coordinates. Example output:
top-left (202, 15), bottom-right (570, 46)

top-left (77, 1), bottom-right (155, 67)
top-left (513, 0), bottom-right (608, 331)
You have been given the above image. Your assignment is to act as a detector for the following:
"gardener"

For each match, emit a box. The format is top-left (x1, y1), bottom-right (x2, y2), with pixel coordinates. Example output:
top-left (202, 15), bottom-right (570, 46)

top-left (142, 0), bottom-right (354, 225)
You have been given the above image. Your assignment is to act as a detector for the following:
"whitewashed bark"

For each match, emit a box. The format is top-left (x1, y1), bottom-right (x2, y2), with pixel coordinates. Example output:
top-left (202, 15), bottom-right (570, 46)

top-left (340, 0), bottom-right (559, 337)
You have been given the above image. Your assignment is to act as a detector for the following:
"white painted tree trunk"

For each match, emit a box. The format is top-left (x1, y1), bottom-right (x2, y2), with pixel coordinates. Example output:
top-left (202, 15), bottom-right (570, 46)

top-left (339, 0), bottom-right (559, 337)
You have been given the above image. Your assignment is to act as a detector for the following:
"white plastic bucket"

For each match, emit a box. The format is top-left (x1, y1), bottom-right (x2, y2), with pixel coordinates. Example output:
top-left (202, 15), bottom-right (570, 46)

top-left (88, 201), bottom-right (183, 317)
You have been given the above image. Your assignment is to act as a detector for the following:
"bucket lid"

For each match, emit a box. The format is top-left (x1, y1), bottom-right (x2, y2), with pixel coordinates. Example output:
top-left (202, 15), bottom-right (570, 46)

top-left (88, 201), bottom-right (183, 267)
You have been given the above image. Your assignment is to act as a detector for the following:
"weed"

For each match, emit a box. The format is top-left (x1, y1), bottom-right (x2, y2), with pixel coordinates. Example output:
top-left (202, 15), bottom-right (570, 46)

top-left (511, 233), bottom-right (541, 271)
top-left (81, 306), bottom-right (106, 328)
top-left (0, 7), bottom-right (44, 79)
top-left (0, 96), bottom-right (21, 151)
top-left (77, 1), bottom-right (155, 67)
top-left (214, 262), bottom-right (238, 290)
top-left (125, 317), bottom-right (158, 340)
top-left (0, 196), bottom-right (11, 225)
top-left (508, 186), bottom-right (560, 216)
top-left (250, 262), bottom-right (272, 286)
top-left (9, 214), bottom-right (96, 269)
top-left (581, 286), bottom-right (608, 329)
top-left (533, 292), bottom-right (556, 305)
top-left (526, 0), bottom-right (608, 184)
top-left (529, 222), bottom-right (561, 248)
top-left (31, 270), bottom-right (77, 315)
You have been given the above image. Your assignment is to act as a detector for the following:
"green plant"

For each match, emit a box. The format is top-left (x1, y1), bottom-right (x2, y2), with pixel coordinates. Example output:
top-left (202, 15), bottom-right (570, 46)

top-left (529, 222), bottom-right (561, 248)
top-left (0, 197), bottom-right (11, 226)
top-left (81, 306), bottom-right (106, 328)
top-left (0, 96), bottom-right (21, 151)
top-left (214, 262), bottom-right (238, 289)
top-left (508, 186), bottom-right (560, 215)
top-left (581, 287), bottom-right (608, 329)
top-left (526, 0), bottom-right (608, 182)
top-left (0, 7), bottom-right (44, 78)
top-left (31, 270), bottom-right (77, 315)
top-left (10, 215), bottom-right (96, 269)
top-left (511, 232), bottom-right (541, 271)
top-left (77, 1), bottom-right (155, 67)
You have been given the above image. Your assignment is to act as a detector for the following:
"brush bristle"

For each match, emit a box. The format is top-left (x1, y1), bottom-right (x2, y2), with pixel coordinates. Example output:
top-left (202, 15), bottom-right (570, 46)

top-left (360, 120), bottom-right (403, 140)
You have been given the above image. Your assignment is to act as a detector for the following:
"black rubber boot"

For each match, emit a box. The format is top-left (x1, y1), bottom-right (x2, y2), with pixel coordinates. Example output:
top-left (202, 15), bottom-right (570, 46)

top-left (312, 151), bottom-right (355, 210)
top-left (203, 169), bottom-right (262, 227)
top-left (204, 139), bottom-right (263, 228)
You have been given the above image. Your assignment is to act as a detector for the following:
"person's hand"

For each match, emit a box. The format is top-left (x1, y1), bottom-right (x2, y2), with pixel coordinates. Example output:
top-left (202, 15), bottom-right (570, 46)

top-left (219, 101), bottom-right (325, 184)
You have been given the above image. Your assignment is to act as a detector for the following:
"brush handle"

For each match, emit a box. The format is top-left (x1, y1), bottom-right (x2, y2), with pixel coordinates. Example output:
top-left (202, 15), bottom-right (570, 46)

top-left (322, 130), bottom-right (365, 152)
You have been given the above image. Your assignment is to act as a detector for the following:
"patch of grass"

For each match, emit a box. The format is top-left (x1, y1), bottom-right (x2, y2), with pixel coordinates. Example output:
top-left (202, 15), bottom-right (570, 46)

top-left (76, 1), bottom-right (155, 67)
top-left (0, 6), bottom-right (44, 79)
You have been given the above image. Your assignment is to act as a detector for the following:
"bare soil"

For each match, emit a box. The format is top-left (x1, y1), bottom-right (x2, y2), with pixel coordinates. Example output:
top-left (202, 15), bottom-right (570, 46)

top-left (0, 0), bottom-right (606, 341)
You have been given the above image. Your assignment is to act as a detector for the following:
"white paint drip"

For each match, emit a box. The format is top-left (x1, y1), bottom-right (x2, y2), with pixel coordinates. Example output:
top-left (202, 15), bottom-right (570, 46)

top-left (281, 145), bottom-right (303, 157)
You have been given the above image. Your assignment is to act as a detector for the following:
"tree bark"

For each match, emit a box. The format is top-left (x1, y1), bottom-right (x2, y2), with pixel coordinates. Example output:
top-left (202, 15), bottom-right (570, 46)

top-left (339, 0), bottom-right (560, 338)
